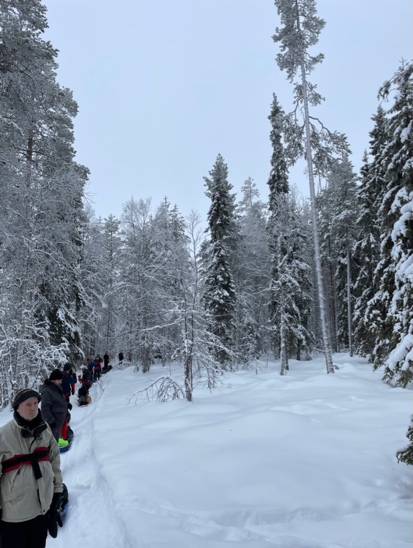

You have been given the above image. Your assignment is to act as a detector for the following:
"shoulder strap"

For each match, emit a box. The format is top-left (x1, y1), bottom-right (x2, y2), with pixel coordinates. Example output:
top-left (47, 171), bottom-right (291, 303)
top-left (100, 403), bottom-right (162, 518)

top-left (2, 446), bottom-right (50, 480)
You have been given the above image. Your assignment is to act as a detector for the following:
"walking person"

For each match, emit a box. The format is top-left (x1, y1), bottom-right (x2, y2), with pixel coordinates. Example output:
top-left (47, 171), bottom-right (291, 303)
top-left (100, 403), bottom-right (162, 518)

top-left (93, 356), bottom-right (103, 381)
top-left (62, 362), bottom-right (77, 396)
top-left (40, 369), bottom-right (71, 443)
top-left (103, 350), bottom-right (110, 369)
top-left (78, 366), bottom-right (92, 406)
top-left (0, 388), bottom-right (65, 548)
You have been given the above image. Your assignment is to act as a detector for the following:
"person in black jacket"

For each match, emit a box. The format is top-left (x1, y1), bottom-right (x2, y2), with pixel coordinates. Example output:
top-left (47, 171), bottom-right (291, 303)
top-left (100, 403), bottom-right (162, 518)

top-left (40, 370), bottom-right (71, 442)
top-left (78, 366), bottom-right (92, 406)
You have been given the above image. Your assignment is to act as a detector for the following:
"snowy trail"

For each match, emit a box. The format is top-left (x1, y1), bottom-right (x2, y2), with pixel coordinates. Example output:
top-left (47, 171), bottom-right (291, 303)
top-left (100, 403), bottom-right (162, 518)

top-left (50, 377), bottom-right (136, 548)
top-left (37, 357), bottom-right (412, 548)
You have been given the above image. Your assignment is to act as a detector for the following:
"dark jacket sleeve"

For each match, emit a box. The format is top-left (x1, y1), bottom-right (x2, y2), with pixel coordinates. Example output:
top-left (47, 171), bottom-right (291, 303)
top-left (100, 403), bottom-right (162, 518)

top-left (40, 388), bottom-right (56, 426)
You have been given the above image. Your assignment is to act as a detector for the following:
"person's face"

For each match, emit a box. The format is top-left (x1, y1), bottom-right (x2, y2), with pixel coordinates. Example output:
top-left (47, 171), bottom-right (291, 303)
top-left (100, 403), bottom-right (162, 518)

top-left (51, 379), bottom-right (62, 387)
top-left (17, 397), bottom-right (39, 421)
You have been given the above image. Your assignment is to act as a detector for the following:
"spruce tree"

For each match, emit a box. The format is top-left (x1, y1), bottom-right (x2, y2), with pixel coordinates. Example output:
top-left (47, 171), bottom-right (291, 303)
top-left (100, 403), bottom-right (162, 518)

top-left (267, 94), bottom-right (313, 373)
top-left (202, 154), bottom-right (237, 369)
top-left (396, 417), bottom-right (413, 466)
top-left (353, 110), bottom-right (389, 358)
top-left (375, 63), bottom-right (413, 387)
top-left (318, 157), bottom-right (358, 354)
top-left (236, 178), bottom-right (270, 361)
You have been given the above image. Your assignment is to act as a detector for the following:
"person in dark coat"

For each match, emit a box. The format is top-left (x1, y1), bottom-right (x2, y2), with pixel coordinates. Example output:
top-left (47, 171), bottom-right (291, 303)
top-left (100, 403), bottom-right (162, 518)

top-left (78, 366), bottom-right (92, 406)
top-left (103, 351), bottom-right (109, 368)
top-left (93, 356), bottom-right (102, 381)
top-left (40, 370), bottom-right (70, 442)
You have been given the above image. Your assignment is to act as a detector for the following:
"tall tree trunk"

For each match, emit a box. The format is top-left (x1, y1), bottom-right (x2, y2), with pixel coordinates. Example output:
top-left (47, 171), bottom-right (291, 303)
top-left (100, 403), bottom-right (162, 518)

top-left (346, 236), bottom-right (353, 356)
top-left (279, 313), bottom-right (288, 376)
top-left (299, 65), bottom-right (334, 374)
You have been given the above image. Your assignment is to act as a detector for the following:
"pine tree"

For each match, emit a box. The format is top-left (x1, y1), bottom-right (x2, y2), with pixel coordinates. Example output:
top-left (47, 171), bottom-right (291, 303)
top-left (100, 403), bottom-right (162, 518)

top-left (0, 0), bottom-right (88, 401)
top-left (272, 0), bottom-right (349, 373)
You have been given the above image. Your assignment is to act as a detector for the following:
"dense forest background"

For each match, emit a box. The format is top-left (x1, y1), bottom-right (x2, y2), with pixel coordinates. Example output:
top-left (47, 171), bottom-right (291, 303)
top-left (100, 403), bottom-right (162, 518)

top-left (0, 0), bottom-right (412, 418)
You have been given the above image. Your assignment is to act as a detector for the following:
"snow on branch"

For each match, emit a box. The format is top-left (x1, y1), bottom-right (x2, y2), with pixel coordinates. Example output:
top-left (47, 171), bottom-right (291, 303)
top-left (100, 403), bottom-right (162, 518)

top-left (127, 376), bottom-right (185, 404)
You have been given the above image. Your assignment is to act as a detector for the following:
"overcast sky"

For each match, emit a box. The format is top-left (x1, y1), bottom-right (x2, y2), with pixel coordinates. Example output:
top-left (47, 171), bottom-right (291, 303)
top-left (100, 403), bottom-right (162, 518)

top-left (42, 0), bottom-right (413, 221)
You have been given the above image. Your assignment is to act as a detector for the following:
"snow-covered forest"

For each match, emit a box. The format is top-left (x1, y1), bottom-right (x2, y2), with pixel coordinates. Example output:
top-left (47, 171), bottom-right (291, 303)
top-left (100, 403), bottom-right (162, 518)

top-left (0, 0), bottom-right (412, 457)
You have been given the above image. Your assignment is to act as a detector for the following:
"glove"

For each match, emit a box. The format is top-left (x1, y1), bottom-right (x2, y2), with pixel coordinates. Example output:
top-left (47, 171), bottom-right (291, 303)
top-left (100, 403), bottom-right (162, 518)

top-left (48, 492), bottom-right (64, 537)
top-left (67, 403), bottom-right (73, 410)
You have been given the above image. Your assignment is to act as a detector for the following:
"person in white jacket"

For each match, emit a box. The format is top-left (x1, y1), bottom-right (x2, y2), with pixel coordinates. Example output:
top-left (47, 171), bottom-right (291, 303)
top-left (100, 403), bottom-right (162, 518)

top-left (0, 388), bottom-right (64, 548)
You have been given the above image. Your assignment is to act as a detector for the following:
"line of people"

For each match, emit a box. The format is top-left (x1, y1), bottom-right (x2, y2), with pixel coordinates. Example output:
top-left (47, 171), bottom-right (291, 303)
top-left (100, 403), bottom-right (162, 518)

top-left (40, 364), bottom-right (76, 448)
top-left (0, 352), bottom-right (116, 547)
top-left (0, 386), bottom-right (66, 547)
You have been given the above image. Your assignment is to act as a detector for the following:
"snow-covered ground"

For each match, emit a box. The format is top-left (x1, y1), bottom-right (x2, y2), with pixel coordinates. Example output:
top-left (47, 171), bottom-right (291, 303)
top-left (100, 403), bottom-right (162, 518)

top-left (1, 354), bottom-right (412, 548)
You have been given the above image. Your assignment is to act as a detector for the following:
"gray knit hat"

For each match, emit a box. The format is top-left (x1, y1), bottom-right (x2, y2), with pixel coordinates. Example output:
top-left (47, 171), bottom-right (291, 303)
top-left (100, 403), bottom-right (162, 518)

top-left (12, 389), bottom-right (42, 411)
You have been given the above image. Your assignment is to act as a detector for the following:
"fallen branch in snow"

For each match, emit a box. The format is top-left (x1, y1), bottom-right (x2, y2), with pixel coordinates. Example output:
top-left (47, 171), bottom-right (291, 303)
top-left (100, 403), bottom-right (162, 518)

top-left (127, 376), bottom-right (185, 404)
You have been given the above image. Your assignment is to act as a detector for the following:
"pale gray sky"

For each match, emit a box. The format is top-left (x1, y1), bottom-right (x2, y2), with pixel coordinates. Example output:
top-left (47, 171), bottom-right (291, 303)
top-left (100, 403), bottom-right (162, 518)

top-left (42, 0), bottom-right (413, 221)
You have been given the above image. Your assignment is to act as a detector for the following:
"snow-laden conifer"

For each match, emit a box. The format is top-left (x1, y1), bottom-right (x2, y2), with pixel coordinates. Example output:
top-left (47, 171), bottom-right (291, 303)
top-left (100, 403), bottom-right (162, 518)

top-left (202, 155), bottom-right (237, 369)
top-left (267, 94), bottom-right (313, 374)
top-left (374, 63), bottom-right (413, 387)
top-left (0, 0), bottom-right (88, 403)
top-left (236, 178), bottom-right (271, 361)
top-left (353, 110), bottom-right (389, 358)
top-left (318, 157), bottom-right (358, 355)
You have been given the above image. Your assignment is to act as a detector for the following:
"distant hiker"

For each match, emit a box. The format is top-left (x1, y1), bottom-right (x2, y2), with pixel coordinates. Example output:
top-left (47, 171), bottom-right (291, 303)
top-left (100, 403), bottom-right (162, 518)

top-left (93, 356), bottom-right (103, 381)
top-left (78, 366), bottom-right (92, 406)
top-left (70, 368), bottom-right (77, 395)
top-left (80, 366), bottom-right (92, 387)
top-left (62, 363), bottom-right (76, 401)
top-left (103, 351), bottom-right (110, 368)
top-left (118, 351), bottom-right (124, 364)
top-left (0, 388), bottom-right (64, 548)
top-left (40, 370), bottom-right (71, 442)
top-left (88, 357), bottom-right (96, 375)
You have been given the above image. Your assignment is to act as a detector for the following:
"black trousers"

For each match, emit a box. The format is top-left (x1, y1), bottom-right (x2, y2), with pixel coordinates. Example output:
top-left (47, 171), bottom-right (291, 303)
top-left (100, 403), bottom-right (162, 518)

top-left (1, 514), bottom-right (48, 548)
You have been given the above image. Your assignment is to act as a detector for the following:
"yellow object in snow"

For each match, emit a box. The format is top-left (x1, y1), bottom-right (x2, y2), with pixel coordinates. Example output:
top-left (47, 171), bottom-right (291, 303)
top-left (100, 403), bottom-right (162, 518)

top-left (58, 437), bottom-right (69, 447)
